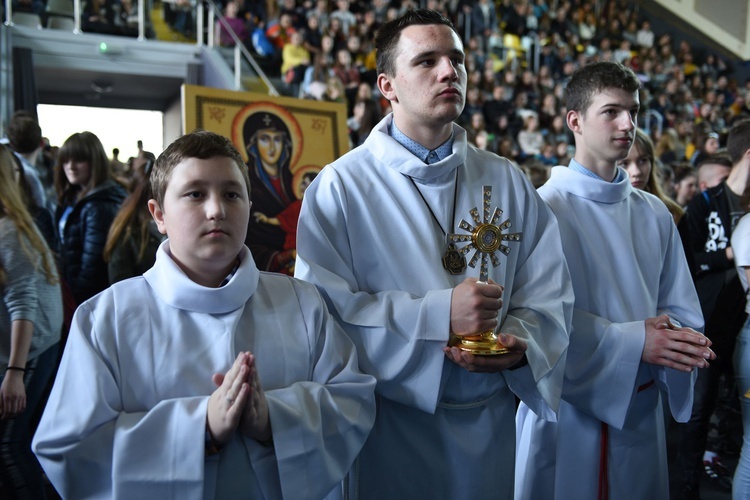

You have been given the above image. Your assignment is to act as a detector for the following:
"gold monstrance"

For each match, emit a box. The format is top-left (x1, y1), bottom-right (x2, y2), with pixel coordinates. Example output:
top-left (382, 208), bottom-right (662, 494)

top-left (447, 186), bottom-right (522, 355)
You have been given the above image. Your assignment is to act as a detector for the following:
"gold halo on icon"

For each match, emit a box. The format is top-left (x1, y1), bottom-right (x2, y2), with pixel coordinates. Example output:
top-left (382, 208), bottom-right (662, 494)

top-left (232, 102), bottom-right (304, 168)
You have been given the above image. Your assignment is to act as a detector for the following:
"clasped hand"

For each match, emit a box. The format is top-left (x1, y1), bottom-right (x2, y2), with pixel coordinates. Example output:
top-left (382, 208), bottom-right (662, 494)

top-left (206, 352), bottom-right (271, 447)
top-left (445, 278), bottom-right (528, 372)
top-left (642, 314), bottom-right (716, 372)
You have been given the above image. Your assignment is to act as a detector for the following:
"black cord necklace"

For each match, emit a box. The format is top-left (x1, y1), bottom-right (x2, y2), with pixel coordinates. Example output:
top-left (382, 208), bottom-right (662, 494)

top-left (408, 168), bottom-right (467, 274)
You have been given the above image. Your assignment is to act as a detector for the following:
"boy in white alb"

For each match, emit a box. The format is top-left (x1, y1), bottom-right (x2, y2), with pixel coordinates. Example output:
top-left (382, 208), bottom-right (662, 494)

top-left (515, 61), bottom-right (715, 500)
top-left (32, 130), bottom-right (376, 499)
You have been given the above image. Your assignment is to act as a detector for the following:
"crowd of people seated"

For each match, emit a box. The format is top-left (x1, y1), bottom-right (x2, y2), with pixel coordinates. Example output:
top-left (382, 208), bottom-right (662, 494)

top-left (194, 0), bottom-right (748, 195)
top-left (8, 0), bottom-right (152, 36)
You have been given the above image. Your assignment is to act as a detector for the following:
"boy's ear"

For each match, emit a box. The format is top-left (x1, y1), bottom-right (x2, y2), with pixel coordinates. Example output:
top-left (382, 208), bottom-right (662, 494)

top-left (147, 199), bottom-right (168, 235)
top-left (566, 109), bottom-right (582, 135)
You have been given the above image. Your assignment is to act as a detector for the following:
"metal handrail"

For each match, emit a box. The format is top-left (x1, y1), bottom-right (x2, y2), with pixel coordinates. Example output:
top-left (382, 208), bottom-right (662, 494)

top-left (3, 0), bottom-right (278, 95)
top-left (204, 0), bottom-right (278, 96)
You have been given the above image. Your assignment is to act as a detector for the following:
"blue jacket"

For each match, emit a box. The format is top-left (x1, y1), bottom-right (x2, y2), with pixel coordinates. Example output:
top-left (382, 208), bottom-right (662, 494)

top-left (56, 180), bottom-right (126, 304)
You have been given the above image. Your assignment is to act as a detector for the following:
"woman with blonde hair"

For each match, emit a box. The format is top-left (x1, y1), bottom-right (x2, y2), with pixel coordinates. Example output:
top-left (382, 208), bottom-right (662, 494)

top-left (0, 145), bottom-right (62, 498)
top-left (620, 129), bottom-right (683, 220)
top-left (54, 131), bottom-right (126, 303)
top-left (619, 128), bottom-right (695, 273)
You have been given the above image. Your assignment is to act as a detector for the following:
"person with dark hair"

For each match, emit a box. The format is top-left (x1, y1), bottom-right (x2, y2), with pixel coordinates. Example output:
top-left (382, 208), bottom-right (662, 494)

top-left (673, 162), bottom-right (699, 208)
top-left (242, 111), bottom-right (297, 274)
top-left (676, 118), bottom-right (750, 499)
top-left (516, 61), bottom-right (711, 499)
top-left (295, 9), bottom-right (572, 499)
top-left (6, 111), bottom-right (47, 212)
top-left (697, 152), bottom-right (733, 193)
top-left (54, 131), bottom-right (127, 304)
top-left (33, 130), bottom-right (375, 499)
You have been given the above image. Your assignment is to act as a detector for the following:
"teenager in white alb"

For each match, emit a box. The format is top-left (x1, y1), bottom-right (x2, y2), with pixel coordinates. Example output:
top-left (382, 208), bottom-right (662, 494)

top-left (515, 61), bottom-right (715, 500)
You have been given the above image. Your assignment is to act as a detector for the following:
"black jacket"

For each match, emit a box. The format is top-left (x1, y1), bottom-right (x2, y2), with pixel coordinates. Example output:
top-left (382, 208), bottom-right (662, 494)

top-left (686, 182), bottom-right (747, 350)
top-left (56, 180), bottom-right (127, 304)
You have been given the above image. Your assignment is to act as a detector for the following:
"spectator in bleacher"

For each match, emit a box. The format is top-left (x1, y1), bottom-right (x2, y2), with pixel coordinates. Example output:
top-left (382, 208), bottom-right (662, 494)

top-left (459, 86), bottom-right (483, 127)
top-left (279, 0), bottom-right (305, 30)
top-left (358, 9), bottom-right (380, 45)
top-left (82, 0), bottom-right (119, 35)
top-left (216, 0), bottom-right (248, 47)
top-left (281, 31), bottom-right (311, 95)
top-left (170, 0), bottom-right (196, 38)
top-left (305, 0), bottom-right (329, 32)
top-left (483, 84), bottom-right (512, 131)
top-left (329, 0), bottom-right (357, 37)
top-left (656, 127), bottom-right (680, 165)
top-left (691, 129), bottom-right (721, 166)
top-left (614, 39), bottom-right (633, 64)
top-left (345, 34), bottom-right (367, 70)
top-left (464, 111), bottom-right (486, 147)
top-left (470, 0), bottom-right (497, 39)
top-left (301, 53), bottom-right (331, 100)
top-left (538, 92), bottom-right (559, 130)
top-left (672, 163), bottom-right (699, 209)
top-left (113, 0), bottom-right (150, 38)
top-left (545, 114), bottom-right (573, 147)
top-left (333, 48), bottom-right (360, 114)
top-left (323, 74), bottom-right (347, 106)
top-left (266, 12), bottom-right (296, 52)
top-left (370, 0), bottom-right (389, 24)
top-left (325, 15), bottom-right (347, 54)
top-left (636, 20), bottom-right (655, 48)
top-left (11, 0), bottom-right (44, 18)
top-left (302, 14), bottom-right (323, 56)
top-left (517, 114), bottom-right (544, 159)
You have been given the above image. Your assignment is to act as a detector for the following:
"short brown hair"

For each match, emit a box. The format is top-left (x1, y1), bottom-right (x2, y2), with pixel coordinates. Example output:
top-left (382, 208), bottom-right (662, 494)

top-left (7, 111), bottom-right (42, 154)
top-left (566, 61), bottom-right (641, 114)
top-left (375, 8), bottom-right (457, 77)
top-left (726, 118), bottom-right (750, 165)
top-left (150, 130), bottom-right (250, 210)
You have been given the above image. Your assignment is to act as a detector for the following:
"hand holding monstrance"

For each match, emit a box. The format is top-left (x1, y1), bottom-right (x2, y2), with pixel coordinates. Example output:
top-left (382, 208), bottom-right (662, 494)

top-left (446, 186), bottom-right (522, 355)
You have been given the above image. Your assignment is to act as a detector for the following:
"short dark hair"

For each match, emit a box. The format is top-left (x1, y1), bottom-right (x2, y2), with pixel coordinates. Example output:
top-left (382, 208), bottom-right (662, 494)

top-left (726, 118), bottom-right (750, 165)
top-left (375, 8), bottom-right (456, 77)
top-left (696, 151), bottom-right (732, 170)
top-left (151, 130), bottom-right (250, 210)
top-left (565, 62), bottom-right (641, 114)
top-left (7, 111), bottom-right (42, 154)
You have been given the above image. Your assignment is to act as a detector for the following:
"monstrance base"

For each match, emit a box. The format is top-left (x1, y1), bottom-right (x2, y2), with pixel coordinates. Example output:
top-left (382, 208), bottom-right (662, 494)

top-left (449, 331), bottom-right (509, 355)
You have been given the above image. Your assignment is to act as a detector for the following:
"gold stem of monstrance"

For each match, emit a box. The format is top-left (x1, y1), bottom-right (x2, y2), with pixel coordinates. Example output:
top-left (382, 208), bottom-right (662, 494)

top-left (447, 186), bottom-right (522, 355)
